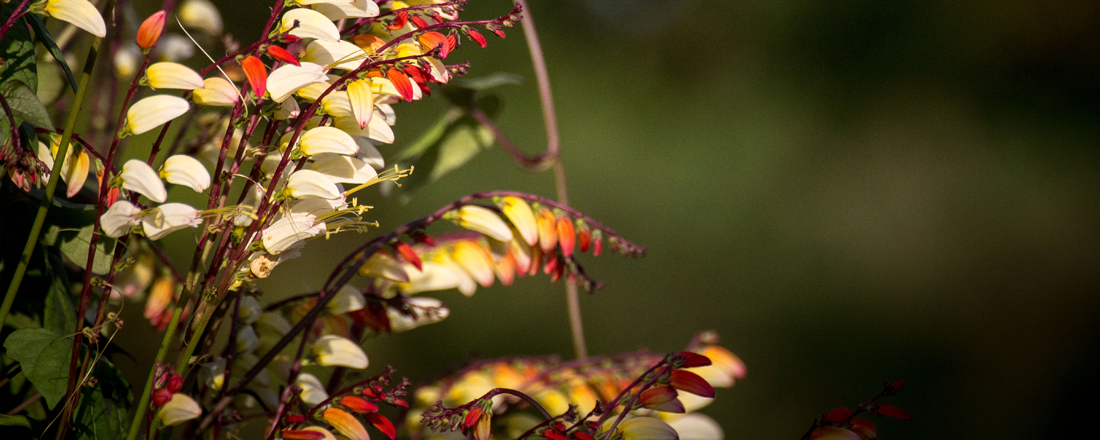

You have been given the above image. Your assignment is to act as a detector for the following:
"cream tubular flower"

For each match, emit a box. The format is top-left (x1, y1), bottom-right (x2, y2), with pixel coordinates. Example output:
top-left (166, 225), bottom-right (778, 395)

top-left (239, 296), bottom-right (263, 324)
top-left (192, 77), bottom-right (240, 107)
top-left (160, 155), bottom-right (211, 192)
top-left (307, 154), bottom-right (378, 185)
top-left (334, 115), bottom-right (394, 144)
top-left (295, 373), bottom-right (329, 407)
top-left (448, 205), bottom-right (514, 242)
top-left (42, 0), bottom-right (107, 38)
top-left (277, 8), bottom-right (341, 42)
top-left (119, 160), bottom-right (167, 202)
top-left (261, 212), bottom-right (324, 254)
top-left (284, 126), bottom-right (360, 157)
top-left (320, 91), bottom-right (355, 118)
top-left (667, 414), bottom-right (723, 440)
top-left (267, 62), bottom-right (328, 103)
top-left (100, 201), bottom-right (142, 238)
top-left (497, 196), bottom-right (539, 247)
top-left (328, 285), bottom-right (366, 315)
top-left (346, 79), bottom-right (374, 129)
top-left (313, 335), bottom-right (368, 369)
top-left (124, 95), bottom-right (190, 136)
top-left (275, 98), bottom-right (301, 120)
top-left (451, 241), bottom-right (495, 288)
top-left (302, 40), bottom-right (368, 71)
top-left (286, 169), bottom-right (343, 199)
top-left (357, 252), bottom-right (409, 283)
top-left (313, 0), bottom-right (380, 20)
top-left (615, 418), bottom-right (679, 440)
top-left (142, 203), bottom-right (202, 240)
top-left (157, 393), bottom-right (202, 426)
top-left (179, 0), bottom-right (223, 34)
top-left (145, 62), bottom-right (205, 90)
top-left (387, 297), bottom-right (450, 332)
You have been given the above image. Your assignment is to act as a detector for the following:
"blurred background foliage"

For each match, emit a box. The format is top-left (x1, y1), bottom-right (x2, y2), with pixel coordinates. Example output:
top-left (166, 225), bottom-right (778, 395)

top-left (104, 1), bottom-right (1100, 439)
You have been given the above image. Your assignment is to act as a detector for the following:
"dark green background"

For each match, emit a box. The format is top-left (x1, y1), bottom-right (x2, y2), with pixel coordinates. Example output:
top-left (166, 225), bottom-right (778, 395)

top-left (116, 1), bottom-right (1100, 439)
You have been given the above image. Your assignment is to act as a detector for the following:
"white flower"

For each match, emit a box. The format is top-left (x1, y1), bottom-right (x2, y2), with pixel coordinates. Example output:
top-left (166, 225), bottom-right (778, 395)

top-left (267, 62), bottom-right (328, 103)
top-left (42, 0), bottom-right (106, 38)
top-left (275, 97), bottom-right (301, 120)
top-left (307, 154), bottom-right (377, 185)
top-left (320, 91), bottom-right (355, 118)
top-left (282, 126), bottom-right (359, 157)
top-left (200, 357), bottom-right (226, 391)
top-left (239, 296), bottom-right (263, 324)
top-left (328, 285), bottom-right (366, 315)
top-left (179, 0), bottom-right (223, 35)
top-left (312, 335), bottom-right (368, 369)
top-left (355, 138), bottom-right (385, 170)
top-left (375, 103), bottom-right (396, 126)
top-left (236, 326), bottom-right (260, 353)
top-left (100, 201), bottom-right (142, 238)
top-left (160, 155), bottom-right (211, 192)
top-left (290, 196), bottom-right (345, 218)
top-left (142, 203), bottom-right (202, 240)
top-left (119, 160), bottom-right (167, 202)
top-left (125, 95), bottom-right (190, 136)
top-left (313, 0), bottom-right (380, 20)
top-left (157, 393), bottom-right (202, 426)
top-left (261, 212), bottom-right (324, 254)
top-left (145, 62), bottom-right (205, 90)
top-left (667, 414), bottom-right (723, 440)
top-left (303, 40), bottom-right (367, 71)
top-left (295, 373), bottom-right (329, 407)
top-left (333, 115), bottom-right (394, 144)
top-left (277, 8), bottom-right (341, 42)
top-left (192, 77), bottom-right (240, 107)
top-left (387, 297), bottom-right (450, 332)
top-left (286, 169), bottom-right (342, 199)
top-left (448, 205), bottom-right (514, 242)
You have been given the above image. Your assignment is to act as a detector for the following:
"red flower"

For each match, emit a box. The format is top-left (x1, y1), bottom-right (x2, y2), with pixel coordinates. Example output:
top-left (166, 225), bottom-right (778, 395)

top-left (467, 29), bottom-right (487, 48)
top-left (669, 370), bottom-right (715, 398)
top-left (388, 11), bottom-right (408, 30)
top-left (266, 45), bottom-right (300, 66)
top-left (386, 68), bottom-right (415, 101)
top-left (393, 241), bottom-right (422, 271)
top-left (875, 404), bottom-right (911, 421)
top-left (366, 413), bottom-right (397, 440)
top-left (240, 56), bottom-right (267, 99)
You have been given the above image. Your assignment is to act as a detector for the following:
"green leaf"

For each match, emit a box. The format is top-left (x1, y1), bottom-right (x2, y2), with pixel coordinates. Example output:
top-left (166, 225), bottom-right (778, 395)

top-left (58, 222), bottom-right (116, 275)
top-left (25, 14), bottom-right (78, 93)
top-left (0, 79), bottom-right (54, 130)
top-left (391, 96), bottom-right (501, 197)
top-left (44, 275), bottom-right (76, 336)
top-left (0, 414), bottom-right (33, 433)
top-left (72, 359), bottom-right (132, 440)
top-left (3, 328), bottom-right (73, 409)
top-left (0, 6), bottom-right (38, 93)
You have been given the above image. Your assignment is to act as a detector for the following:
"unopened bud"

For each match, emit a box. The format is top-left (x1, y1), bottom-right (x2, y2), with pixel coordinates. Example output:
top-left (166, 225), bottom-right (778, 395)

top-left (137, 11), bottom-right (167, 50)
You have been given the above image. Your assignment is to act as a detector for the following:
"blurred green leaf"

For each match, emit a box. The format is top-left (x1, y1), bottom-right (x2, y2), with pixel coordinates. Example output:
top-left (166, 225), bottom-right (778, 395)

top-left (443, 72), bottom-right (522, 107)
top-left (0, 80), bottom-right (53, 129)
top-left (0, 6), bottom-right (37, 93)
top-left (72, 359), bottom-right (131, 440)
top-left (3, 328), bottom-right (73, 409)
top-left (57, 222), bottom-right (115, 275)
top-left (25, 14), bottom-right (77, 93)
top-left (44, 276), bottom-right (76, 336)
top-left (0, 414), bottom-right (32, 429)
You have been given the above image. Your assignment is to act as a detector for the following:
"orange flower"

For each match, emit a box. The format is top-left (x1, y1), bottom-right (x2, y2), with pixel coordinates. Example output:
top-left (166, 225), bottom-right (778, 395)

top-left (137, 11), bottom-right (166, 50)
top-left (385, 68), bottom-right (415, 102)
top-left (555, 214), bottom-right (576, 257)
top-left (669, 370), bottom-right (715, 398)
top-left (240, 56), bottom-right (267, 98)
top-left (323, 407), bottom-right (370, 440)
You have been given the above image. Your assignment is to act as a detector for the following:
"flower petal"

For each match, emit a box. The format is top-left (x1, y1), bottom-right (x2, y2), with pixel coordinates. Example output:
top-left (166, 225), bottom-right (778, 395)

top-left (125, 95), bottom-right (190, 136)
top-left (146, 62), bottom-right (205, 90)
top-left (323, 407), bottom-right (370, 440)
top-left (120, 159), bottom-right (167, 202)
top-left (278, 8), bottom-right (341, 42)
top-left (157, 393), bottom-right (202, 426)
top-left (44, 0), bottom-right (106, 38)
top-left (313, 335), bottom-right (368, 369)
top-left (160, 154), bottom-right (211, 192)
top-left (192, 77), bottom-right (240, 107)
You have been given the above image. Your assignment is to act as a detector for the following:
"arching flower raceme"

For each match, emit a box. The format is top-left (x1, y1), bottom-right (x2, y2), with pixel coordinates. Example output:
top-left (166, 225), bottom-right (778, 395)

top-left (447, 205), bottom-right (515, 242)
top-left (277, 8), bottom-right (342, 42)
top-left (142, 203), bottom-right (202, 240)
top-left (145, 62), bottom-right (205, 90)
top-left (261, 212), bottom-right (324, 254)
top-left (160, 155), bottom-right (211, 192)
top-left (157, 393), bottom-right (202, 426)
top-left (178, 0), bottom-right (223, 35)
top-left (267, 62), bottom-right (328, 103)
top-left (124, 95), bottom-right (190, 136)
top-left (40, 0), bottom-right (107, 38)
top-left (100, 200), bottom-right (142, 238)
top-left (119, 160), bottom-right (167, 202)
top-left (192, 77), bottom-right (240, 107)
top-left (312, 335), bottom-right (369, 369)
top-left (286, 169), bottom-right (343, 200)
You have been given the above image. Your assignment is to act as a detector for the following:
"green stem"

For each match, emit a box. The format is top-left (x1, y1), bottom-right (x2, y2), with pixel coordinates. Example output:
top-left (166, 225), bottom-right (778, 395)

top-left (0, 3), bottom-right (110, 335)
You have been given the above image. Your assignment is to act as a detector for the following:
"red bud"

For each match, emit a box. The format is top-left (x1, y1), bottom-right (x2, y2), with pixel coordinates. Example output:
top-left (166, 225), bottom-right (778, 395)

top-left (556, 216), bottom-right (576, 257)
top-left (492, 28), bottom-right (506, 39)
top-left (152, 388), bottom-right (172, 407)
top-left (467, 29), bottom-right (487, 48)
top-left (639, 386), bottom-right (685, 413)
top-left (822, 407), bottom-right (852, 424)
top-left (464, 406), bottom-right (483, 429)
top-left (281, 430), bottom-right (327, 440)
top-left (167, 374), bottom-right (183, 393)
top-left (282, 34), bottom-right (302, 43)
top-left (286, 414), bottom-right (306, 424)
top-left (887, 380), bottom-right (905, 394)
top-left (410, 15), bottom-right (429, 28)
top-left (392, 398), bottom-right (408, 408)
top-left (577, 227), bottom-right (591, 253)
top-left (669, 370), bottom-right (715, 398)
top-left (137, 11), bottom-right (166, 50)
top-left (240, 56), bottom-right (267, 99)
top-left (341, 396), bottom-right (380, 413)
top-left (388, 11), bottom-right (408, 30)
top-left (574, 433), bottom-right (596, 440)
top-left (266, 45), bottom-right (300, 66)
top-left (677, 351), bottom-right (712, 368)
top-left (385, 68), bottom-right (415, 102)
top-left (366, 413), bottom-right (397, 440)
top-left (874, 404), bottom-right (910, 421)
top-left (393, 241), bottom-right (422, 271)
top-left (544, 430), bottom-right (568, 440)
top-left (593, 237), bottom-right (603, 256)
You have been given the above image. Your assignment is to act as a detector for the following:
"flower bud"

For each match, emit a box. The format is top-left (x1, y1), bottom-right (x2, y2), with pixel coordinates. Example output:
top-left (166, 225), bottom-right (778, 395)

top-left (393, 241), bottom-right (422, 271)
top-left (874, 404), bottom-right (910, 420)
top-left (240, 56), bottom-right (268, 99)
top-left (167, 374), bottom-right (183, 393)
top-left (340, 395), bottom-right (379, 413)
top-left (496, 196), bottom-right (538, 247)
top-left (366, 413), bottom-right (396, 440)
top-left (669, 370), bottom-right (715, 398)
top-left (535, 208), bottom-right (558, 253)
top-left (467, 29), bottom-right (487, 48)
top-left (152, 388), bottom-right (173, 407)
top-left (385, 68), bottom-right (415, 102)
top-left (555, 214), bottom-right (576, 257)
top-left (266, 45), bottom-right (300, 66)
top-left (137, 11), bottom-right (167, 50)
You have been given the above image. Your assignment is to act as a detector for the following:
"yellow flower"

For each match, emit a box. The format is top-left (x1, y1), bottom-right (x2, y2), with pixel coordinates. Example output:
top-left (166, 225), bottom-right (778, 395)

top-left (615, 417), bottom-right (678, 440)
top-left (496, 196), bottom-right (539, 247)
top-left (447, 205), bottom-right (514, 242)
top-left (157, 393), bottom-right (202, 426)
top-left (124, 95), bottom-right (190, 136)
top-left (312, 335), bottom-right (368, 369)
top-left (192, 77), bottom-right (240, 107)
top-left (323, 407), bottom-right (370, 440)
top-left (451, 241), bottom-right (495, 288)
top-left (145, 62), bottom-right (205, 90)
top-left (179, 0), bottom-right (223, 35)
top-left (346, 79), bottom-right (374, 129)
